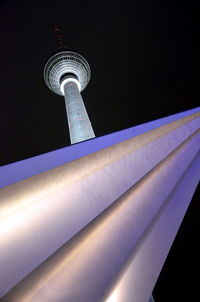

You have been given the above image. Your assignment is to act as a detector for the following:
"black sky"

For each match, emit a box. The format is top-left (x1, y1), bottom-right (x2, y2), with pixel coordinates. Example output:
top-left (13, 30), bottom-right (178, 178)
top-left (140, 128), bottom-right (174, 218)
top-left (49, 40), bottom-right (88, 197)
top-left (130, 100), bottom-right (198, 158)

top-left (0, 0), bottom-right (199, 301)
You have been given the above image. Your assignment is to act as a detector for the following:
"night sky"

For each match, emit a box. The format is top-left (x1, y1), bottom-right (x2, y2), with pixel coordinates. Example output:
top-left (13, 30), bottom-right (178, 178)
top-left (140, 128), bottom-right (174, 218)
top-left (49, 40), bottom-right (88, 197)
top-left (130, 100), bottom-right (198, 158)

top-left (0, 0), bottom-right (199, 301)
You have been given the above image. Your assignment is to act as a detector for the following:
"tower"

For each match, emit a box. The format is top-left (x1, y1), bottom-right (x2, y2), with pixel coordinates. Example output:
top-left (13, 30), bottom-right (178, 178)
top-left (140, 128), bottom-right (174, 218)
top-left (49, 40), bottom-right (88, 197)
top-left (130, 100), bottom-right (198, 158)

top-left (43, 27), bottom-right (95, 144)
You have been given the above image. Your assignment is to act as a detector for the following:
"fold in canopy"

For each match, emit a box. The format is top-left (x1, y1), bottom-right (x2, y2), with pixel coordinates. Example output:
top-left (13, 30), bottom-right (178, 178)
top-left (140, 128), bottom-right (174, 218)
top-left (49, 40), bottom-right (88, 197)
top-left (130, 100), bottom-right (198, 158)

top-left (0, 108), bottom-right (200, 302)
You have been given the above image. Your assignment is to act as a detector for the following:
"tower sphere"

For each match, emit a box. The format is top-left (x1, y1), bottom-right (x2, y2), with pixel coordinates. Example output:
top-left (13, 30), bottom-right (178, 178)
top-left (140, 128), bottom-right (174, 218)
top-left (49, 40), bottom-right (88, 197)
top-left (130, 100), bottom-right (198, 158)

top-left (44, 50), bottom-right (91, 96)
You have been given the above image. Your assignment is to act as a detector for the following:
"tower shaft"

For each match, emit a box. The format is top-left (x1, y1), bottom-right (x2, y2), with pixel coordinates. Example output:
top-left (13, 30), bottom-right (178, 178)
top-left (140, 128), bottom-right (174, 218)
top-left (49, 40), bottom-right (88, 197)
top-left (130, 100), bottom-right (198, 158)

top-left (63, 80), bottom-right (95, 144)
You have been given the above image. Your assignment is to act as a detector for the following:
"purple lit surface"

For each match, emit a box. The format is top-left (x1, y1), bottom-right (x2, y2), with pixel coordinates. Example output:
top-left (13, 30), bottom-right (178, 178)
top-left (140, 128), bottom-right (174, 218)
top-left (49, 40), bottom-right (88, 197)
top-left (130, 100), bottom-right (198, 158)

top-left (0, 121), bottom-right (199, 301)
top-left (0, 107), bottom-right (199, 188)
top-left (0, 109), bottom-right (199, 300)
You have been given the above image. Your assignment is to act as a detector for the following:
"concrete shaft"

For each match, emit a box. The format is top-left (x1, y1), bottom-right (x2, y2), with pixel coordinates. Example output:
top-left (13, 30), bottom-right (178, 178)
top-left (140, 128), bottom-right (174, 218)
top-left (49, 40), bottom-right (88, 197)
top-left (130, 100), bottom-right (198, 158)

top-left (63, 81), bottom-right (95, 144)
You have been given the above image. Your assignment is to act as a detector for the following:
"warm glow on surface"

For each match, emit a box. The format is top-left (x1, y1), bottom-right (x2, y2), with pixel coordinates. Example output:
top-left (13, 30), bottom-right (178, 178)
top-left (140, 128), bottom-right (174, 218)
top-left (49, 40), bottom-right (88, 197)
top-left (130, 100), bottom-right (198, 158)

top-left (105, 289), bottom-right (120, 302)
top-left (0, 209), bottom-right (27, 235)
top-left (0, 110), bottom-right (199, 300)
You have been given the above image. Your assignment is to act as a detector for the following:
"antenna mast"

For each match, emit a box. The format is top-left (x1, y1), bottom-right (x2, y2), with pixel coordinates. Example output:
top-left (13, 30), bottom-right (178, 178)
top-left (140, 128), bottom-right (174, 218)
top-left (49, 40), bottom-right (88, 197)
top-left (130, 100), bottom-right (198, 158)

top-left (53, 24), bottom-right (64, 48)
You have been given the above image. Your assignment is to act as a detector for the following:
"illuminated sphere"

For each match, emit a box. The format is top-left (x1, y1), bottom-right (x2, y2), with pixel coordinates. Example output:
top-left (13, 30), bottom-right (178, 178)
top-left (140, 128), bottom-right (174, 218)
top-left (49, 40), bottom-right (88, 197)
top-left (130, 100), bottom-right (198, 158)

top-left (44, 50), bottom-right (91, 96)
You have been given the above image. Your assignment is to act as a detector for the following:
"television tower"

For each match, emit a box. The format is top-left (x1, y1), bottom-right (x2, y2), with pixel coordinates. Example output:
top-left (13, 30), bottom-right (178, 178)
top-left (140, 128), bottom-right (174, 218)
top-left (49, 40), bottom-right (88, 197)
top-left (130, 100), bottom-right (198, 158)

top-left (44, 25), bottom-right (95, 144)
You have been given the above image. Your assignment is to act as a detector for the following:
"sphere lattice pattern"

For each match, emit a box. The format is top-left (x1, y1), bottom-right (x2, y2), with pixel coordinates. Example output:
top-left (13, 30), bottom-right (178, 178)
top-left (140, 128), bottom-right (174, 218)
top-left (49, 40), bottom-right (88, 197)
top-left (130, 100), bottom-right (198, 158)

top-left (44, 51), bottom-right (91, 95)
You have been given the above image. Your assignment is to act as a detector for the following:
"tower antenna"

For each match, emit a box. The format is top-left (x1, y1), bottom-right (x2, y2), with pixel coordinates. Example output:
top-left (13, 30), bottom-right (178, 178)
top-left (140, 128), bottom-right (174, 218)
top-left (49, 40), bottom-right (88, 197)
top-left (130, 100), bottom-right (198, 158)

top-left (44, 26), bottom-right (95, 144)
top-left (52, 23), bottom-right (64, 48)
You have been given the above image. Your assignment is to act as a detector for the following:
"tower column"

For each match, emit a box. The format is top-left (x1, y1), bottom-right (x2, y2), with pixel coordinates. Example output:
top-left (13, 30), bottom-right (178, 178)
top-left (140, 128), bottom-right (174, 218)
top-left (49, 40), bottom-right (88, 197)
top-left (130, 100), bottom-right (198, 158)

top-left (44, 49), bottom-right (93, 145)
top-left (63, 80), bottom-right (95, 144)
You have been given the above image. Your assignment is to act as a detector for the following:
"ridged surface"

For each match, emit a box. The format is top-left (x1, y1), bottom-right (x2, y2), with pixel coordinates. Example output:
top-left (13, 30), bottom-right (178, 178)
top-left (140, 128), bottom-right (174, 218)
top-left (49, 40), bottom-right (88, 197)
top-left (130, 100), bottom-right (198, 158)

top-left (0, 110), bottom-right (199, 301)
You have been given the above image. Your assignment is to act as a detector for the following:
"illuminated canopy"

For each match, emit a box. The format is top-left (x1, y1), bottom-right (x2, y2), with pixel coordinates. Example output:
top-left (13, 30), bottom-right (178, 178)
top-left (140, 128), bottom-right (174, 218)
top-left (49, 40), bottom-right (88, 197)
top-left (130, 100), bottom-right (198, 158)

top-left (0, 108), bottom-right (199, 301)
